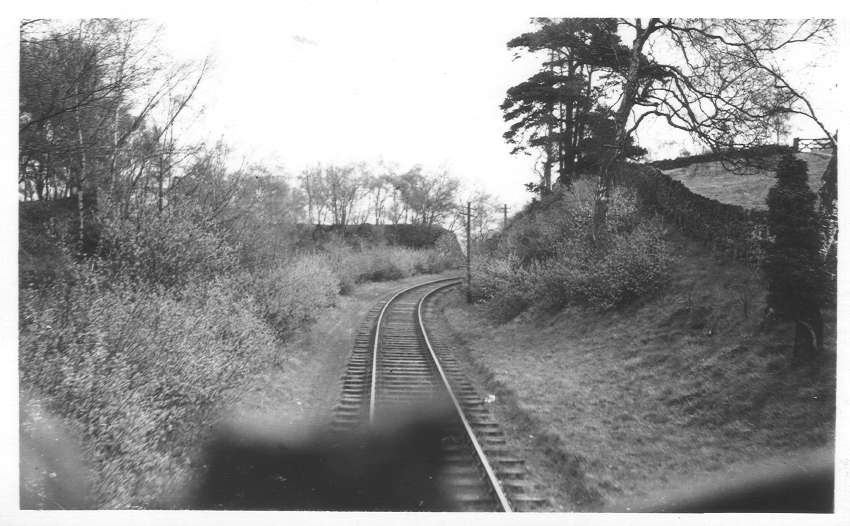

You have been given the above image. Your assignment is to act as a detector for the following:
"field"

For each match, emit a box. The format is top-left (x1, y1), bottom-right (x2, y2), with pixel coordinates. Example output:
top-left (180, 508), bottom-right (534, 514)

top-left (663, 151), bottom-right (833, 210)
top-left (439, 229), bottom-right (836, 510)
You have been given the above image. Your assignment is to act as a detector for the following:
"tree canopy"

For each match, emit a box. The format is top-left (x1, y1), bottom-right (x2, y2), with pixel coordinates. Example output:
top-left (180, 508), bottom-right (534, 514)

top-left (505, 18), bottom-right (835, 237)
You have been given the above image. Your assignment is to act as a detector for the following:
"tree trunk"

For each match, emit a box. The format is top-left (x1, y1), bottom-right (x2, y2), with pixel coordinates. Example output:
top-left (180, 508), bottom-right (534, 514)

top-left (591, 19), bottom-right (658, 240)
top-left (75, 123), bottom-right (87, 251)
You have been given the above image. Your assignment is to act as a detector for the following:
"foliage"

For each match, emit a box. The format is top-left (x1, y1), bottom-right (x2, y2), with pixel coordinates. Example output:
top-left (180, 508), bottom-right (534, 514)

top-left (305, 223), bottom-right (462, 253)
top-left (392, 166), bottom-right (461, 226)
top-left (499, 180), bottom-right (639, 264)
top-left (502, 18), bottom-right (646, 191)
top-left (501, 18), bottom-right (834, 236)
top-left (470, 254), bottom-right (535, 321)
top-left (320, 242), bottom-right (456, 294)
top-left (473, 182), bottom-right (671, 318)
top-left (243, 256), bottom-right (340, 339)
top-left (19, 18), bottom-right (210, 241)
top-left (298, 162), bottom-right (461, 227)
top-left (763, 155), bottom-right (825, 329)
top-left (19, 266), bottom-right (278, 507)
top-left (96, 201), bottom-right (237, 288)
top-left (817, 152), bottom-right (837, 304)
top-left (226, 166), bottom-right (305, 268)
top-left (551, 221), bottom-right (670, 311)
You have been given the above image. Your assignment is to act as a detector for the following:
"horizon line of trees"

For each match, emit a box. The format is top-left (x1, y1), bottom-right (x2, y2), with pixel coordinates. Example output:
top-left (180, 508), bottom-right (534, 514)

top-left (18, 18), bottom-right (474, 267)
top-left (297, 162), bottom-right (461, 228)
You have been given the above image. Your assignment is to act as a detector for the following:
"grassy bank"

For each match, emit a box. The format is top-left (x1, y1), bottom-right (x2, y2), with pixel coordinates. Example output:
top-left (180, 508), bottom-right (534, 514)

top-left (441, 229), bottom-right (835, 509)
top-left (663, 151), bottom-right (831, 210)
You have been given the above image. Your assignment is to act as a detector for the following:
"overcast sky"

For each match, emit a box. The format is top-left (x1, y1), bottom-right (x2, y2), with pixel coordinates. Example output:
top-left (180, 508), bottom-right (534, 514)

top-left (8, 4), bottom-right (843, 212)
top-left (157, 6), bottom-right (543, 210)
top-left (153, 9), bottom-right (839, 211)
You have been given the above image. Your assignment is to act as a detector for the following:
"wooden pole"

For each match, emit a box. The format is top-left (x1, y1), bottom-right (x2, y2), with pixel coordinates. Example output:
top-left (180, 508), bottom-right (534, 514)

top-left (503, 204), bottom-right (508, 230)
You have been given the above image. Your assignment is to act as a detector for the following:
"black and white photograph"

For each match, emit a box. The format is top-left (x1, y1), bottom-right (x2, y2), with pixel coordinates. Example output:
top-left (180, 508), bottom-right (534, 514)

top-left (5, 1), bottom-right (847, 522)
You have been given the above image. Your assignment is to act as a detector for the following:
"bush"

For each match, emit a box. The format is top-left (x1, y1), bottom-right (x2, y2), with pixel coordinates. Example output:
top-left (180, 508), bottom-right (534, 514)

top-left (320, 242), bottom-right (457, 294)
top-left (499, 180), bottom-right (639, 265)
top-left (474, 183), bottom-right (672, 319)
top-left (470, 254), bottom-right (535, 321)
top-left (246, 255), bottom-right (339, 338)
top-left (19, 266), bottom-right (278, 507)
top-left (569, 221), bottom-right (671, 310)
top-left (763, 154), bottom-right (825, 359)
top-left (96, 205), bottom-right (237, 288)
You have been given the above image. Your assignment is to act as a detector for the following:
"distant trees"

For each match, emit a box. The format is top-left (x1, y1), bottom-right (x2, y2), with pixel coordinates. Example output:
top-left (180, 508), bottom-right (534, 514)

top-left (763, 155), bottom-right (825, 361)
top-left (297, 163), bottom-right (460, 228)
top-left (226, 164), bottom-right (305, 267)
top-left (394, 167), bottom-right (461, 226)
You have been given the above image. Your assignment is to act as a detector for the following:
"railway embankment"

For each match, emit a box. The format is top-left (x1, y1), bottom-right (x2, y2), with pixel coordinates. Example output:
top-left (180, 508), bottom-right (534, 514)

top-left (440, 227), bottom-right (836, 510)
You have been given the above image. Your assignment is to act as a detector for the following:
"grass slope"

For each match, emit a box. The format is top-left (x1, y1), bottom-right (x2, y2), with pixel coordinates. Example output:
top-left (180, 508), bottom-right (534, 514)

top-left (442, 230), bottom-right (835, 510)
top-left (663, 151), bottom-right (832, 210)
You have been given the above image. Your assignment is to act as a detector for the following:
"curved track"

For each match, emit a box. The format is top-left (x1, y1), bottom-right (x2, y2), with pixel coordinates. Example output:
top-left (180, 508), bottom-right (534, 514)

top-left (332, 277), bottom-right (546, 511)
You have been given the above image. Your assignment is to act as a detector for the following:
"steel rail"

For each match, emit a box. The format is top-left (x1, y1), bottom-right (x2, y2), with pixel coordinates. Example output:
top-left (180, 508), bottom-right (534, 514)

top-left (368, 276), bottom-right (462, 424)
top-left (416, 281), bottom-right (514, 513)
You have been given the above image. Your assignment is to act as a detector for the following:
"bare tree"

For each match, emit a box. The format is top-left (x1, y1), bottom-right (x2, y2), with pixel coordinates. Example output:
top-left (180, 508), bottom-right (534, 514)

top-left (325, 164), bottom-right (361, 227)
top-left (582, 18), bottom-right (835, 238)
top-left (19, 18), bottom-right (211, 246)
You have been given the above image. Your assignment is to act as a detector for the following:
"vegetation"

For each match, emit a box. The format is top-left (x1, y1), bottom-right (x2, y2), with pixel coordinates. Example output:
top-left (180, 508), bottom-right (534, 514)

top-left (501, 18), bottom-right (835, 236)
top-left (20, 266), bottom-right (280, 506)
top-left (18, 18), bottom-right (461, 509)
top-left (18, 15), bottom-right (837, 511)
top-left (298, 162), bottom-right (460, 227)
top-left (472, 180), bottom-right (671, 320)
top-left (763, 155), bottom-right (826, 360)
top-left (443, 228), bottom-right (835, 510)
top-left (502, 19), bottom-right (647, 192)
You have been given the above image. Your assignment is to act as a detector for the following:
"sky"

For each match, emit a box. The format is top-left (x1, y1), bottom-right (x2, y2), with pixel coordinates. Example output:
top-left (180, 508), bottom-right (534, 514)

top-left (151, 8), bottom-right (840, 212)
top-left (156, 6), bottom-right (542, 211)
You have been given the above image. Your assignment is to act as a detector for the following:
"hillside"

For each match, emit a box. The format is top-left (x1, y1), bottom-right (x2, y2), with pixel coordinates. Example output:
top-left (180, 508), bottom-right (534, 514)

top-left (439, 168), bottom-right (836, 510)
top-left (661, 151), bottom-right (832, 210)
top-left (440, 226), bottom-right (836, 510)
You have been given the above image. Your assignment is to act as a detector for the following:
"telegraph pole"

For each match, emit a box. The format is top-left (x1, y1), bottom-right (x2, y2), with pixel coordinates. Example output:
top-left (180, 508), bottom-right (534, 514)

top-left (466, 201), bottom-right (472, 303)
top-left (503, 204), bottom-right (508, 230)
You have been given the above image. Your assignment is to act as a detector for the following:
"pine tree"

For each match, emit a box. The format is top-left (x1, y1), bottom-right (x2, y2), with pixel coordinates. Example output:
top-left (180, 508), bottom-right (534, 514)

top-left (763, 154), bottom-right (825, 360)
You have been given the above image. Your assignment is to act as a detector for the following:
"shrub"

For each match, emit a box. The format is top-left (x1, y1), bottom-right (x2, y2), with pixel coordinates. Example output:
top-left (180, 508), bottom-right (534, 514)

top-left (470, 254), bottom-right (535, 321)
top-left (475, 184), bottom-right (672, 318)
top-left (19, 266), bottom-right (278, 507)
top-left (499, 180), bottom-right (638, 265)
top-left (763, 154), bottom-right (825, 359)
top-left (96, 205), bottom-right (236, 288)
top-left (319, 242), bottom-right (457, 294)
top-left (246, 255), bottom-right (339, 338)
top-left (570, 220), bottom-right (671, 310)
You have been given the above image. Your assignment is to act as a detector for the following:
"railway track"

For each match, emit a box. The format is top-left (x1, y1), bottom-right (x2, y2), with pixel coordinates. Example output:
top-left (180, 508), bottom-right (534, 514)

top-left (331, 277), bottom-right (546, 511)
